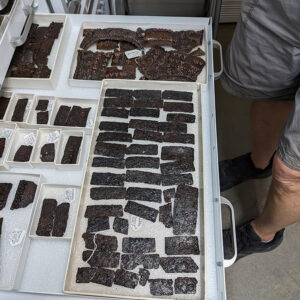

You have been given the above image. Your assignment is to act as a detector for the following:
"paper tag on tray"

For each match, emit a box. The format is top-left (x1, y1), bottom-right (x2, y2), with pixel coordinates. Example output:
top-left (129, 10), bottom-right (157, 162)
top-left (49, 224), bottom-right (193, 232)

top-left (87, 119), bottom-right (94, 128)
top-left (125, 49), bottom-right (142, 59)
top-left (24, 132), bottom-right (36, 146)
top-left (26, 100), bottom-right (32, 110)
top-left (47, 131), bottom-right (60, 143)
top-left (65, 188), bottom-right (75, 203)
top-left (0, 129), bottom-right (12, 139)
top-left (8, 229), bottom-right (25, 247)
top-left (130, 215), bottom-right (143, 231)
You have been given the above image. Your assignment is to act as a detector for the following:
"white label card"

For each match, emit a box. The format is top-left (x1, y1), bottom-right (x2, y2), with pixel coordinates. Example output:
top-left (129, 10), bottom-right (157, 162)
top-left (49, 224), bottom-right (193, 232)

top-left (8, 229), bottom-right (25, 246)
top-left (26, 100), bottom-right (32, 110)
top-left (0, 129), bottom-right (12, 139)
top-left (65, 188), bottom-right (75, 203)
top-left (125, 49), bottom-right (142, 59)
top-left (47, 131), bottom-right (60, 143)
top-left (24, 132), bottom-right (36, 146)
top-left (130, 215), bottom-right (143, 231)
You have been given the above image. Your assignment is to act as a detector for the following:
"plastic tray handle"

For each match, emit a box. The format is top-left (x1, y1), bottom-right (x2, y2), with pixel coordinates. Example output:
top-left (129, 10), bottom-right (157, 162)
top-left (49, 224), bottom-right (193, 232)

top-left (221, 196), bottom-right (237, 267)
top-left (213, 40), bottom-right (223, 80)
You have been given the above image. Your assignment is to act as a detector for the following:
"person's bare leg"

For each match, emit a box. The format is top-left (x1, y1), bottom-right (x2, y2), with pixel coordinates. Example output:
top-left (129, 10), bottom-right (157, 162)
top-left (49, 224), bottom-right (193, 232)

top-left (250, 101), bottom-right (294, 169)
top-left (251, 153), bottom-right (300, 241)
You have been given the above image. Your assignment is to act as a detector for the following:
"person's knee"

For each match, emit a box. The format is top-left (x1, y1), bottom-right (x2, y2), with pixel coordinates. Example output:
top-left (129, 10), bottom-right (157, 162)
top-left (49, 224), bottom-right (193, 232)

top-left (272, 153), bottom-right (300, 190)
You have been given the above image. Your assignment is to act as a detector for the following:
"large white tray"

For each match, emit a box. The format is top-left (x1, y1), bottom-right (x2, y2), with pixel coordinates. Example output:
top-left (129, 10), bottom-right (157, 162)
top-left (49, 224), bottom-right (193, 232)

top-left (3, 14), bottom-right (68, 89)
top-left (68, 21), bottom-right (207, 88)
top-left (64, 79), bottom-right (205, 299)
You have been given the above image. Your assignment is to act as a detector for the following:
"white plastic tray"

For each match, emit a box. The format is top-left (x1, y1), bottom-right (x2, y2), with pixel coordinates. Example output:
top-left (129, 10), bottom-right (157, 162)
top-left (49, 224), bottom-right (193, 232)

top-left (29, 183), bottom-right (81, 240)
top-left (0, 122), bottom-right (15, 170)
top-left (0, 172), bottom-right (41, 290)
top-left (3, 14), bottom-right (68, 89)
top-left (6, 127), bottom-right (37, 168)
top-left (27, 95), bottom-right (56, 127)
top-left (31, 128), bottom-right (62, 168)
top-left (64, 79), bottom-right (205, 300)
top-left (68, 21), bottom-right (207, 88)
top-left (4, 93), bottom-right (34, 123)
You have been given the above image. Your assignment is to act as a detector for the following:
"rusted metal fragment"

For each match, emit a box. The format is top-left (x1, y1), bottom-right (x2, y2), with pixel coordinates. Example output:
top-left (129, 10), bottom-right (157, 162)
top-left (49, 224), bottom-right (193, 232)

top-left (158, 122), bottom-right (187, 133)
top-left (149, 279), bottom-right (173, 296)
top-left (130, 108), bottom-right (160, 118)
top-left (92, 157), bottom-right (125, 169)
top-left (175, 277), bottom-right (198, 294)
top-left (139, 268), bottom-right (150, 286)
top-left (161, 146), bottom-right (194, 161)
top-left (87, 216), bottom-right (110, 232)
top-left (160, 160), bottom-right (195, 175)
top-left (101, 107), bottom-right (129, 119)
top-left (113, 217), bottom-right (129, 235)
top-left (10, 180), bottom-right (37, 210)
top-left (114, 269), bottom-right (139, 289)
top-left (124, 201), bottom-right (158, 222)
top-left (162, 90), bottom-right (193, 101)
top-left (122, 237), bottom-right (156, 253)
top-left (52, 202), bottom-right (70, 237)
top-left (126, 144), bottom-right (158, 155)
top-left (167, 113), bottom-right (196, 123)
top-left (126, 187), bottom-right (161, 203)
top-left (161, 174), bottom-right (193, 186)
top-left (159, 203), bottom-right (173, 228)
top-left (160, 257), bottom-right (199, 273)
top-left (82, 250), bottom-right (120, 268)
top-left (121, 254), bottom-right (160, 270)
top-left (90, 187), bottom-right (126, 200)
top-left (125, 156), bottom-right (159, 169)
top-left (94, 142), bottom-right (126, 158)
top-left (163, 102), bottom-right (193, 113)
top-left (103, 97), bottom-right (133, 108)
top-left (163, 133), bottom-right (194, 144)
top-left (82, 232), bottom-right (118, 251)
top-left (165, 236), bottom-right (200, 255)
top-left (163, 188), bottom-right (175, 203)
top-left (36, 198), bottom-right (57, 236)
top-left (173, 185), bottom-right (198, 235)
top-left (133, 129), bottom-right (162, 143)
top-left (129, 119), bottom-right (159, 131)
top-left (97, 132), bottom-right (132, 143)
top-left (99, 121), bottom-right (129, 132)
top-left (84, 205), bottom-right (123, 218)
top-left (126, 170), bottom-right (161, 185)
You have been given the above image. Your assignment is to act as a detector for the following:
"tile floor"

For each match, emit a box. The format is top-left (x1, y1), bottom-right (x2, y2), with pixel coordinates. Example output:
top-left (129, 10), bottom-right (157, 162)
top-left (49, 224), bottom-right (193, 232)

top-left (216, 24), bottom-right (300, 300)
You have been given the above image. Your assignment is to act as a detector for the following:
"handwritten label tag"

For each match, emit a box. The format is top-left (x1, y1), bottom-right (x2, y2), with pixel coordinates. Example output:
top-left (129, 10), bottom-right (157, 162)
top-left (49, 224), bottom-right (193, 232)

top-left (26, 100), bottom-right (32, 110)
top-left (8, 229), bottom-right (25, 246)
top-left (24, 132), bottom-right (36, 146)
top-left (125, 49), bottom-right (142, 59)
top-left (0, 129), bottom-right (12, 139)
top-left (130, 215), bottom-right (143, 231)
top-left (87, 119), bottom-right (94, 128)
top-left (65, 188), bottom-right (75, 203)
top-left (47, 131), bottom-right (60, 143)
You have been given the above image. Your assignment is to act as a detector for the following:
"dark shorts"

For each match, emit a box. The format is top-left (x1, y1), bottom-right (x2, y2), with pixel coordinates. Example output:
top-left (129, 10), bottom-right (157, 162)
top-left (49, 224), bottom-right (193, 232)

top-left (221, 0), bottom-right (300, 170)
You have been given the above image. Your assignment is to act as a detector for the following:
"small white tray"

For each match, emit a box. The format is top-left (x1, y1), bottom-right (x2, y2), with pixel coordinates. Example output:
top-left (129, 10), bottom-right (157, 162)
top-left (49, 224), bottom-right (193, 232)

top-left (31, 128), bottom-right (61, 168)
top-left (6, 128), bottom-right (37, 168)
top-left (3, 14), bottom-right (68, 89)
top-left (49, 97), bottom-right (98, 133)
top-left (29, 183), bottom-right (81, 240)
top-left (27, 96), bottom-right (56, 127)
top-left (55, 130), bottom-right (85, 170)
top-left (68, 21), bottom-right (207, 88)
top-left (4, 93), bottom-right (34, 124)
top-left (0, 122), bottom-right (15, 170)
top-left (0, 90), bottom-right (12, 121)
top-left (0, 172), bottom-right (41, 290)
